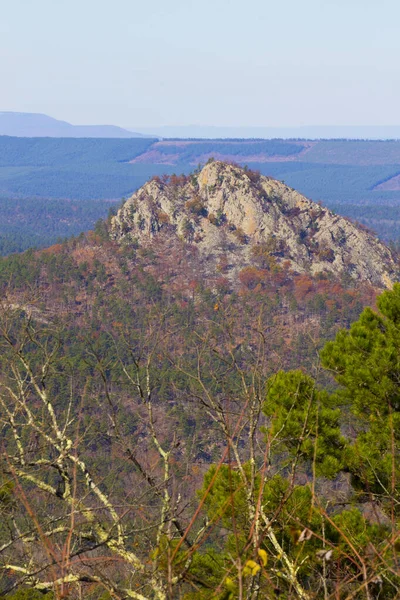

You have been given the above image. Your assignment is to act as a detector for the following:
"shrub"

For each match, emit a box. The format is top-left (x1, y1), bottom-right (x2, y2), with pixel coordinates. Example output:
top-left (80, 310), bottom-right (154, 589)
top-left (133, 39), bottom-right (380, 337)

top-left (238, 266), bottom-right (264, 289)
top-left (157, 211), bottom-right (170, 224)
top-left (185, 196), bottom-right (207, 217)
top-left (317, 245), bottom-right (335, 262)
top-left (208, 210), bottom-right (225, 227)
top-left (181, 218), bottom-right (194, 241)
top-left (232, 227), bottom-right (247, 244)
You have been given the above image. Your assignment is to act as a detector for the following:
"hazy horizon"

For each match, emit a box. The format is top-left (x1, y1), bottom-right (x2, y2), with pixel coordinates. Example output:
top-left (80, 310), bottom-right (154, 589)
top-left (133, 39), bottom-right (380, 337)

top-left (2, 0), bottom-right (400, 129)
top-left (6, 112), bottom-right (400, 140)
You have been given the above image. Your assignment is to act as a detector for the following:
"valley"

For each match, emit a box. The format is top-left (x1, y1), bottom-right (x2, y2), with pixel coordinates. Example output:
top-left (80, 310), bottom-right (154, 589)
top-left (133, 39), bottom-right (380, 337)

top-left (2, 137), bottom-right (400, 253)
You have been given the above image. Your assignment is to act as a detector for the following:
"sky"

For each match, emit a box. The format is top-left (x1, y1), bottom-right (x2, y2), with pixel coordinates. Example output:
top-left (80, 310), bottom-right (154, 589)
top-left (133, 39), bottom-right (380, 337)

top-left (1, 0), bottom-right (399, 127)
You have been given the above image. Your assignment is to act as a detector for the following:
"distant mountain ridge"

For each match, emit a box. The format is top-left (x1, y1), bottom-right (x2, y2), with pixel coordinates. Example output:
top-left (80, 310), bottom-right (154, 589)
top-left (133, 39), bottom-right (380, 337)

top-left (0, 112), bottom-right (145, 138)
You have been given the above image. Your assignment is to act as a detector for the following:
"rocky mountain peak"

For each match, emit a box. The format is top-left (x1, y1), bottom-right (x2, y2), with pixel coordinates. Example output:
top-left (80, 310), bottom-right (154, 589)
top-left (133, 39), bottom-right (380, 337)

top-left (111, 160), bottom-right (398, 288)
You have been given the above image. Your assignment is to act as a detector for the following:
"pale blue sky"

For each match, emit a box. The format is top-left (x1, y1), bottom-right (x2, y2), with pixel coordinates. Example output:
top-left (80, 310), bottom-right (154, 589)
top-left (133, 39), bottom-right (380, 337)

top-left (1, 0), bottom-right (399, 127)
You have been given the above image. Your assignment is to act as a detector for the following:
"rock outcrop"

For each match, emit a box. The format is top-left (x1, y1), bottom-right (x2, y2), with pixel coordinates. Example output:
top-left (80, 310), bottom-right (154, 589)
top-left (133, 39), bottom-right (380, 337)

top-left (111, 161), bottom-right (398, 288)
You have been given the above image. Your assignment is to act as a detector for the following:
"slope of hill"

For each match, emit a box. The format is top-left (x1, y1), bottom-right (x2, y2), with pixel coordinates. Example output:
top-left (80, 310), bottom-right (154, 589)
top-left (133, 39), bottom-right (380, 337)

top-left (0, 111), bottom-right (145, 138)
top-left (129, 138), bottom-right (400, 166)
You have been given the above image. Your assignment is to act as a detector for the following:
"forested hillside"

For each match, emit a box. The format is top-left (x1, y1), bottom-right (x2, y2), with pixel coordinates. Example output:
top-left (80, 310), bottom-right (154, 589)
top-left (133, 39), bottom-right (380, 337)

top-left (0, 197), bottom-right (117, 254)
top-left (0, 164), bottom-right (400, 598)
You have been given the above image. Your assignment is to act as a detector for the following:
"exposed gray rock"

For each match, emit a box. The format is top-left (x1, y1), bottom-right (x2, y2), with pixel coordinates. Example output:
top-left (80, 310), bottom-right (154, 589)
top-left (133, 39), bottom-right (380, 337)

top-left (111, 161), bottom-right (398, 288)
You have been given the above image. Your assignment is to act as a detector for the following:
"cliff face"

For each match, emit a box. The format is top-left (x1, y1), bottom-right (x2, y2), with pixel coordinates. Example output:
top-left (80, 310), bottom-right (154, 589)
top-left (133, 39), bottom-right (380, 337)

top-left (111, 161), bottom-right (398, 288)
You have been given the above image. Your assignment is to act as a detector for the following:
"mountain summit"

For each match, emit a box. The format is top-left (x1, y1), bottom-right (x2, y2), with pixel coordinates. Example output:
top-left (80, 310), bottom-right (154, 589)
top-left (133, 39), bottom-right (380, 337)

top-left (111, 160), bottom-right (398, 288)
